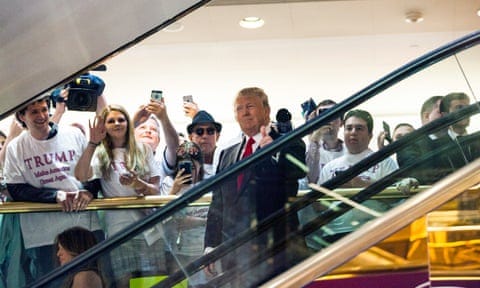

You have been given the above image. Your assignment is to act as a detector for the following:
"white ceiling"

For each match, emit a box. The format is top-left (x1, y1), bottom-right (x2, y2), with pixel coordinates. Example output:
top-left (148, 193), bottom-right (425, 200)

top-left (143, 0), bottom-right (480, 44)
top-left (1, 0), bottom-right (480, 146)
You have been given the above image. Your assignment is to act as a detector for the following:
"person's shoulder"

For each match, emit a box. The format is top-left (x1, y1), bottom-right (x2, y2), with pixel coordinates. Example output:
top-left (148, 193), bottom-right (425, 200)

top-left (8, 130), bottom-right (27, 145)
top-left (219, 141), bottom-right (241, 157)
top-left (59, 124), bottom-right (83, 135)
top-left (57, 124), bottom-right (86, 141)
top-left (458, 130), bottom-right (480, 142)
top-left (73, 270), bottom-right (103, 288)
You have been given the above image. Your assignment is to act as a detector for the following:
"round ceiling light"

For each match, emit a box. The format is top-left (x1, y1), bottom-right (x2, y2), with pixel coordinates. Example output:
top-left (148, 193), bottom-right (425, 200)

top-left (239, 17), bottom-right (265, 29)
top-left (405, 11), bottom-right (424, 23)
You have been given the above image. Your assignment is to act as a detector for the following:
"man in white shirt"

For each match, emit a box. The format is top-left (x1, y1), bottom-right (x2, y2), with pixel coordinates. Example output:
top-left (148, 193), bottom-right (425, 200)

top-left (4, 96), bottom-right (102, 283)
top-left (319, 109), bottom-right (398, 186)
top-left (316, 109), bottom-right (398, 241)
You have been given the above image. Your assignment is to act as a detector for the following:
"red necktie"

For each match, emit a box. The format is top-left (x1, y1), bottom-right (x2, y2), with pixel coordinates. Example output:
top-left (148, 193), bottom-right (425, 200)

top-left (237, 137), bottom-right (255, 190)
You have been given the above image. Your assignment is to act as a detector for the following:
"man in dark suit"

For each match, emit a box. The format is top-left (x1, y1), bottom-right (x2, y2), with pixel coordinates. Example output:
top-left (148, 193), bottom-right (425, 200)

top-left (398, 93), bottom-right (480, 184)
top-left (204, 87), bottom-right (306, 287)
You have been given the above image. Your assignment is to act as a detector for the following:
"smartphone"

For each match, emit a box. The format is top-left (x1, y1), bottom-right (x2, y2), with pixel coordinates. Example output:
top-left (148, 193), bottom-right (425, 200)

top-left (301, 98), bottom-right (316, 119)
top-left (183, 95), bottom-right (193, 103)
top-left (151, 90), bottom-right (163, 101)
top-left (383, 121), bottom-right (392, 143)
top-left (178, 160), bottom-right (193, 184)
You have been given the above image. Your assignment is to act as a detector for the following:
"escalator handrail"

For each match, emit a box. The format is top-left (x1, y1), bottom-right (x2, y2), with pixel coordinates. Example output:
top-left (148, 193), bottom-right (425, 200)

top-left (155, 30), bottom-right (480, 286)
top-left (158, 117), bottom-right (480, 287)
top-left (262, 157), bottom-right (480, 288)
top-left (33, 29), bottom-right (480, 287)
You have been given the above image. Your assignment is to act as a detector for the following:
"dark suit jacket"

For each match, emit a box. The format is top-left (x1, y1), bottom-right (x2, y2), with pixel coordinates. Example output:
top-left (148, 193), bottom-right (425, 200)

top-left (205, 135), bottom-right (306, 251)
top-left (397, 131), bottom-right (480, 184)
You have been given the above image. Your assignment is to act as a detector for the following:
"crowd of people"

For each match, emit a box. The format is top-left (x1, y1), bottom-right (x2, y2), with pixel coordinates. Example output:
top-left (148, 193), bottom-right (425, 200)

top-left (0, 86), bottom-right (478, 287)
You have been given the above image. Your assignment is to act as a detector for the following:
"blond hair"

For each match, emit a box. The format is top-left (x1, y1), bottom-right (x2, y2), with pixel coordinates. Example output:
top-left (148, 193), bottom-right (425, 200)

top-left (97, 104), bottom-right (150, 180)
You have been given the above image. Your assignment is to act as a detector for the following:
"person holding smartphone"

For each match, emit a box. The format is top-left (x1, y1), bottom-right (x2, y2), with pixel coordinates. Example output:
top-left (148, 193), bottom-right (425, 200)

top-left (132, 91), bottom-right (180, 179)
top-left (299, 99), bottom-right (346, 251)
top-left (304, 99), bottom-right (345, 184)
top-left (377, 121), bottom-right (415, 150)
top-left (74, 104), bottom-right (167, 287)
top-left (159, 141), bottom-right (210, 285)
top-left (182, 95), bottom-right (200, 119)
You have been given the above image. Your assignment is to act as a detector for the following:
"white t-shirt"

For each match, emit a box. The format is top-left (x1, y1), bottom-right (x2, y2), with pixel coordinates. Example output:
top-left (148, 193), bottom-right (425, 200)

top-left (317, 142), bottom-right (346, 174)
top-left (155, 146), bottom-right (175, 181)
top-left (319, 148), bottom-right (398, 185)
top-left (5, 125), bottom-right (101, 249)
top-left (317, 148), bottom-right (398, 237)
top-left (91, 146), bottom-right (162, 244)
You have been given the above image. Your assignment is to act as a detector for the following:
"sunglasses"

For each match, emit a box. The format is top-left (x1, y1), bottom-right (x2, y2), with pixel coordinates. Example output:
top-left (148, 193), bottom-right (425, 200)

top-left (195, 127), bottom-right (216, 136)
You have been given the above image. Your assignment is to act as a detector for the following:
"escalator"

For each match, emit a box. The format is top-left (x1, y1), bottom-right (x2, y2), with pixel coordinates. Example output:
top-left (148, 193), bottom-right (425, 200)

top-left (11, 30), bottom-right (477, 287)
top-left (1, 1), bottom-right (480, 287)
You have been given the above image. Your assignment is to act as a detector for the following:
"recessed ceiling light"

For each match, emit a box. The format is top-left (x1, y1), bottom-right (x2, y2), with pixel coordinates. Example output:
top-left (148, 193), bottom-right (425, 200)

top-left (477, 9), bottom-right (480, 17)
top-left (405, 11), bottom-right (424, 23)
top-left (162, 22), bottom-right (184, 33)
top-left (239, 17), bottom-right (265, 29)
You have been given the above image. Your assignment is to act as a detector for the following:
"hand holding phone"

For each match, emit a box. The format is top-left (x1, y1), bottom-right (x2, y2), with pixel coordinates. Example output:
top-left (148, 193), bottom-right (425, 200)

top-left (151, 90), bottom-right (163, 101)
top-left (177, 160), bottom-right (193, 184)
top-left (183, 95), bottom-right (193, 103)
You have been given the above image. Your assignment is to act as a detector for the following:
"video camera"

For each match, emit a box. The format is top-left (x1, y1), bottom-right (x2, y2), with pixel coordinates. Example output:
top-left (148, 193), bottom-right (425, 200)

top-left (51, 72), bottom-right (105, 112)
top-left (270, 108), bottom-right (293, 139)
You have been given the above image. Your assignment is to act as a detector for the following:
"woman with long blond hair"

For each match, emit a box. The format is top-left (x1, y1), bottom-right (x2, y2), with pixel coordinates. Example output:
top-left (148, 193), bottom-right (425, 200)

top-left (75, 104), bottom-right (167, 287)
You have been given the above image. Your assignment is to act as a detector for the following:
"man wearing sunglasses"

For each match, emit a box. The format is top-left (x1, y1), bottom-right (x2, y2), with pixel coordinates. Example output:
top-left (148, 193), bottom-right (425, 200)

top-left (187, 110), bottom-right (222, 179)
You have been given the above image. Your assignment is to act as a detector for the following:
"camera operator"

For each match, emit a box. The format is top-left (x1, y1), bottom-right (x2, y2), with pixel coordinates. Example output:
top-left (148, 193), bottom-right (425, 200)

top-left (270, 108), bottom-right (293, 137)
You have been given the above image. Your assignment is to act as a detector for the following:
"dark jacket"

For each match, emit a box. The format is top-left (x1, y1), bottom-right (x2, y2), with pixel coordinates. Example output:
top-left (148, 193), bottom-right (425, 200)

top-left (397, 131), bottom-right (480, 184)
top-left (204, 135), bottom-right (306, 286)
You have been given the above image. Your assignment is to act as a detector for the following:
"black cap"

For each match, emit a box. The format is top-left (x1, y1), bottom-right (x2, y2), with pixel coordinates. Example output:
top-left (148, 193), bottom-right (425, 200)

top-left (187, 110), bottom-right (222, 134)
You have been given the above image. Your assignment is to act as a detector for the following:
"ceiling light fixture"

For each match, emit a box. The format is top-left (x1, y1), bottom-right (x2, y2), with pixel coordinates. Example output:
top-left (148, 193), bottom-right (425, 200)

top-left (162, 22), bottom-right (184, 33)
top-left (239, 17), bottom-right (265, 29)
top-left (477, 9), bottom-right (480, 17)
top-left (405, 11), bottom-right (424, 23)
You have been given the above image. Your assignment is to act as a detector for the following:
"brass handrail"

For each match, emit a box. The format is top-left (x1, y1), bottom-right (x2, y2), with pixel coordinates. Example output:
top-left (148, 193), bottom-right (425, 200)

top-left (0, 194), bottom-right (212, 213)
top-left (0, 186), bottom-right (425, 214)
